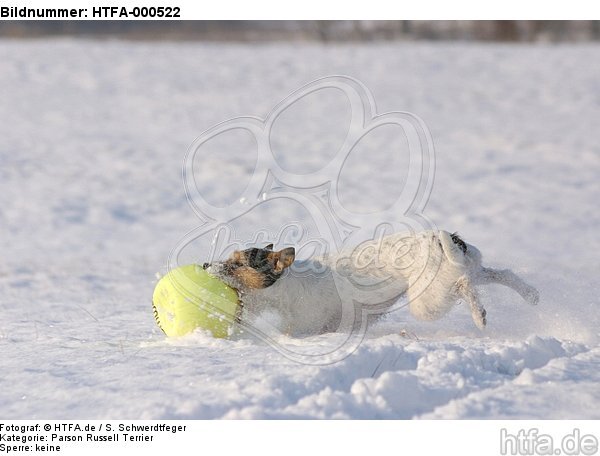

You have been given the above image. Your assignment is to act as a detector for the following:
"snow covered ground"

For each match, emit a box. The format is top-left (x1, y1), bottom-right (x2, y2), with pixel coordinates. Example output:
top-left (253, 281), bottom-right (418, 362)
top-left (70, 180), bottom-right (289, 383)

top-left (1, 39), bottom-right (599, 419)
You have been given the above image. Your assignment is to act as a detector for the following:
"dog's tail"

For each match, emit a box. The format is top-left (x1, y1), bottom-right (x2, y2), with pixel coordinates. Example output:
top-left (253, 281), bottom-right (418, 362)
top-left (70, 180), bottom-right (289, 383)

top-left (438, 230), bottom-right (468, 266)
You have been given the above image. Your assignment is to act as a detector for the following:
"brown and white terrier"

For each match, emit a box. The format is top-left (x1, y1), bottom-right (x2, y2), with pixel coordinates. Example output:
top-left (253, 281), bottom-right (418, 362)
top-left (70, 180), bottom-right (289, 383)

top-left (205, 231), bottom-right (539, 336)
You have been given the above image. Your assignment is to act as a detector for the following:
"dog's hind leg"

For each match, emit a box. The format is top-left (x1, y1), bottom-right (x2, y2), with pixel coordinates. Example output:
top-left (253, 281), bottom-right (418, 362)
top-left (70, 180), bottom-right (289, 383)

top-left (455, 276), bottom-right (486, 330)
top-left (477, 267), bottom-right (539, 305)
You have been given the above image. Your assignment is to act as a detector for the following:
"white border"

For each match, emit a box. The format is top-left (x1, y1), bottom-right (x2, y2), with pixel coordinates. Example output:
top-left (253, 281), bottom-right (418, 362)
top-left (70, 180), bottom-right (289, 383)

top-left (1, 420), bottom-right (599, 456)
top-left (3, 0), bottom-right (600, 20)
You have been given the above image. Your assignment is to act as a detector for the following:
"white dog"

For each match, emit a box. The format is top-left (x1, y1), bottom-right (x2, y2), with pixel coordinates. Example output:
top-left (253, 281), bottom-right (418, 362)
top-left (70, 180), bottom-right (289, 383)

top-left (206, 230), bottom-right (539, 335)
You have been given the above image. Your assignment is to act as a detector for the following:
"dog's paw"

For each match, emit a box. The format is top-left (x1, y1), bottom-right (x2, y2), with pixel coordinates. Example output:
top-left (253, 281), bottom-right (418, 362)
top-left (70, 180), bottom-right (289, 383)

top-left (472, 307), bottom-right (487, 331)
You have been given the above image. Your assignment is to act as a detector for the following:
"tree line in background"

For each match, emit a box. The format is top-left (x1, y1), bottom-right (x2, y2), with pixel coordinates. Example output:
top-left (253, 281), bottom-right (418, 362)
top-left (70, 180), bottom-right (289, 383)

top-left (1, 21), bottom-right (599, 42)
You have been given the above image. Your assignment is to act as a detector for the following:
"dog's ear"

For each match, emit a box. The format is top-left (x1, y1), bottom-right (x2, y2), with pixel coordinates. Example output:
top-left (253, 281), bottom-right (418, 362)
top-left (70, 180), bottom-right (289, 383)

top-left (271, 247), bottom-right (295, 273)
top-left (231, 250), bottom-right (244, 262)
top-left (265, 243), bottom-right (274, 250)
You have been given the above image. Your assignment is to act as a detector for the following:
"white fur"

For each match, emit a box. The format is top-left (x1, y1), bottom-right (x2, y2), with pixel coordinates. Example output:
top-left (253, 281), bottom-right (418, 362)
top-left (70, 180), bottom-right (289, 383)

top-left (210, 230), bottom-right (539, 335)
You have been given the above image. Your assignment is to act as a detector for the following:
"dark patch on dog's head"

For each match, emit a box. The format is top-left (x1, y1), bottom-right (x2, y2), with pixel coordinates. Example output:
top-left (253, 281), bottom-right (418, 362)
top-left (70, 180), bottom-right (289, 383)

top-left (450, 232), bottom-right (467, 254)
top-left (221, 245), bottom-right (295, 290)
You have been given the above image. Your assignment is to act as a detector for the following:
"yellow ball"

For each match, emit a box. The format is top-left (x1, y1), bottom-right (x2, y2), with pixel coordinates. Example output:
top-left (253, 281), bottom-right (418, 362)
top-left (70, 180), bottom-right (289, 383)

top-left (152, 264), bottom-right (240, 338)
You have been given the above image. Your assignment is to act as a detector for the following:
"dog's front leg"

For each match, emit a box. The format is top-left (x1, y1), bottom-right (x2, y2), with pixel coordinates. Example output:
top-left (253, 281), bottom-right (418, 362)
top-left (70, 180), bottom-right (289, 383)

top-left (455, 276), bottom-right (486, 330)
top-left (478, 267), bottom-right (539, 305)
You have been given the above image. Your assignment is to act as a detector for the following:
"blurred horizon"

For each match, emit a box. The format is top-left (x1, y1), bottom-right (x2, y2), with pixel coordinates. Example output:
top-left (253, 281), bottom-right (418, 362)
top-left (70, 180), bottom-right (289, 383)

top-left (1, 20), bottom-right (599, 42)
